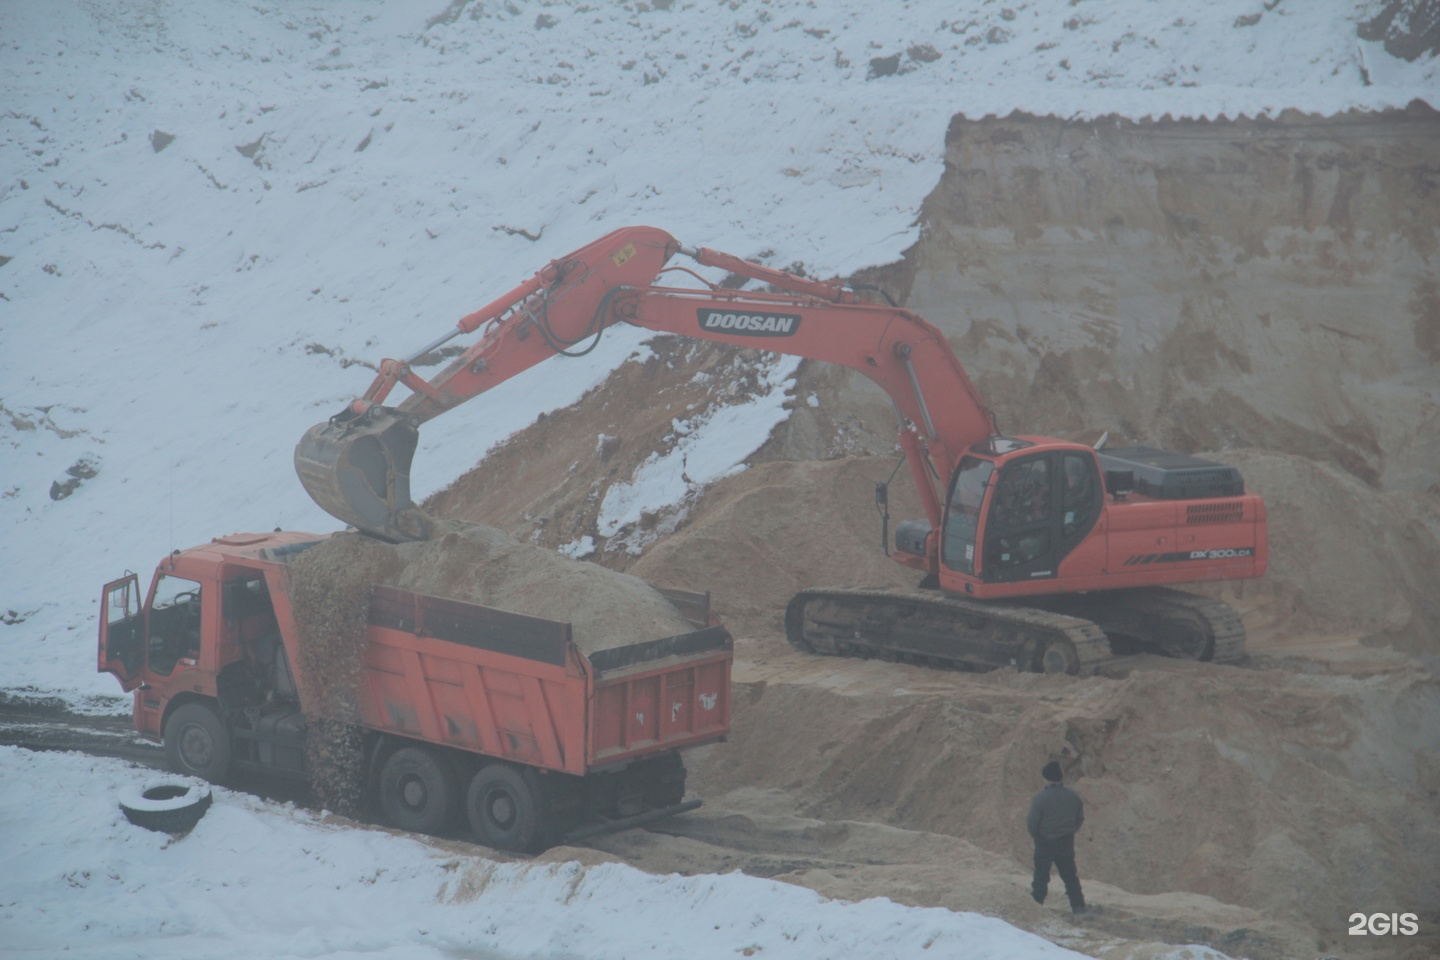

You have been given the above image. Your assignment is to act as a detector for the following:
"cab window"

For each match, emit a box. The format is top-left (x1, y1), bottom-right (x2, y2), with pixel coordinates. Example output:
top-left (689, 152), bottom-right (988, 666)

top-left (987, 456), bottom-right (1055, 574)
top-left (1060, 453), bottom-right (1099, 538)
top-left (942, 456), bottom-right (994, 574)
top-left (992, 458), bottom-right (1052, 528)
top-left (148, 575), bottom-right (203, 675)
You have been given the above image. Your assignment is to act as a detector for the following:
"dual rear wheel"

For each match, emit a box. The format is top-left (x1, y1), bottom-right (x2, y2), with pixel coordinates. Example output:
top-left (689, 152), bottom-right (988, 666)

top-left (466, 763), bottom-right (541, 851)
top-left (377, 746), bottom-right (459, 835)
top-left (376, 746), bottom-right (541, 852)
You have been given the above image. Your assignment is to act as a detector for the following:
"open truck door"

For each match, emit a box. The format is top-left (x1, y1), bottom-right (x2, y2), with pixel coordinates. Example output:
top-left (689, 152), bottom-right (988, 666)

top-left (98, 573), bottom-right (146, 691)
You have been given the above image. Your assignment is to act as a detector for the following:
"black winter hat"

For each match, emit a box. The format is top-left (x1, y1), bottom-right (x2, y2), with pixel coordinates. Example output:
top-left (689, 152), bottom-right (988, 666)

top-left (1042, 761), bottom-right (1063, 782)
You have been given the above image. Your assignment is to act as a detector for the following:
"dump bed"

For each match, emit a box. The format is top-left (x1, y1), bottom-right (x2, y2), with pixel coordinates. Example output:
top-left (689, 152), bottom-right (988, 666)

top-left (359, 585), bottom-right (732, 776)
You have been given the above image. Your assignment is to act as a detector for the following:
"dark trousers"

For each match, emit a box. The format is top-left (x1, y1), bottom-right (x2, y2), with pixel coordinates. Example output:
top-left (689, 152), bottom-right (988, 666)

top-left (1031, 833), bottom-right (1084, 909)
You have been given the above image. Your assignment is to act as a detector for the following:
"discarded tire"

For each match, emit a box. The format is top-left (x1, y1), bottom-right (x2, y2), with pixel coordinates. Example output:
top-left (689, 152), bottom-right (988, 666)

top-left (118, 779), bottom-right (213, 834)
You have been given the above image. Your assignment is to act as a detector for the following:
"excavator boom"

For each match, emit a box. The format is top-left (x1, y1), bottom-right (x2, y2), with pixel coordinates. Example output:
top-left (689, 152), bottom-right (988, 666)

top-left (294, 226), bottom-right (682, 540)
top-left (295, 226), bottom-right (996, 542)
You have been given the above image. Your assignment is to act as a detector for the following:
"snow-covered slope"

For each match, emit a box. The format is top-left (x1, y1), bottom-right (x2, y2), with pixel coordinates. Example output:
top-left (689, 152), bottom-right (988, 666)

top-left (1, 0), bottom-right (1431, 704)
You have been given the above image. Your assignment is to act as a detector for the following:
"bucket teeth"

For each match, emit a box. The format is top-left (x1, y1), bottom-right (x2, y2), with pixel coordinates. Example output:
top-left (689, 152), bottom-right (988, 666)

top-left (294, 407), bottom-right (433, 541)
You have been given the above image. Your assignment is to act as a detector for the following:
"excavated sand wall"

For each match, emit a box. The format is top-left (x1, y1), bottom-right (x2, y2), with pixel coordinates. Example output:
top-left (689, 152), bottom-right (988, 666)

top-left (776, 106), bottom-right (1440, 496)
top-left (914, 107), bottom-right (1440, 494)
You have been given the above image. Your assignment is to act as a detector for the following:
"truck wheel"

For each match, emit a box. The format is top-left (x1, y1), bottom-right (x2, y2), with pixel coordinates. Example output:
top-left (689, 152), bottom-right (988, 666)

top-left (638, 752), bottom-right (687, 809)
top-left (1034, 637), bottom-right (1080, 675)
top-left (119, 779), bottom-right (213, 834)
top-left (378, 746), bottom-right (458, 834)
top-left (164, 702), bottom-right (232, 783)
top-left (467, 763), bottom-right (540, 852)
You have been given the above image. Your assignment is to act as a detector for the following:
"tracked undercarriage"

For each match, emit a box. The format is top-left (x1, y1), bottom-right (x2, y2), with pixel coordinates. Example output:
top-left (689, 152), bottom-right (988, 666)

top-left (785, 586), bottom-right (1245, 675)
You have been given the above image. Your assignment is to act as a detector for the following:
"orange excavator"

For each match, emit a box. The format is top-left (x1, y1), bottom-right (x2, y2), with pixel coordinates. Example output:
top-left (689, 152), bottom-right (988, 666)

top-left (295, 226), bottom-right (1266, 674)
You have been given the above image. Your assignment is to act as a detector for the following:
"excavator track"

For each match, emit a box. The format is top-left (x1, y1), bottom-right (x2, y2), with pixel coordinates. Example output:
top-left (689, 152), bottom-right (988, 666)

top-left (1028, 586), bottom-right (1247, 665)
top-left (785, 588), bottom-right (1112, 676)
top-left (785, 586), bottom-right (1247, 676)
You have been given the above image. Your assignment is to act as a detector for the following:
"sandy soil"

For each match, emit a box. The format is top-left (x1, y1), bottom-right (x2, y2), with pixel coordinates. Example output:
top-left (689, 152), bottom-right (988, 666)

top-left (411, 110), bottom-right (1440, 959)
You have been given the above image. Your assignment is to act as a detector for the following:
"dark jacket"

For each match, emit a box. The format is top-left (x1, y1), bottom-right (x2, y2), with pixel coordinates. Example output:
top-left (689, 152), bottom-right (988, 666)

top-left (1027, 782), bottom-right (1084, 840)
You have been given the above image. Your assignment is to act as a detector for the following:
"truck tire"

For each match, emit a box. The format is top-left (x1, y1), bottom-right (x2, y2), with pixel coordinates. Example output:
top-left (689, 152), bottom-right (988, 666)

top-left (378, 746), bottom-right (458, 835)
top-left (637, 752), bottom-right (687, 809)
top-left (164, 702), bottom-right (232, 783)
top-left (467, 763), bottom-right (540, 852)
top-left (119, 779), bottom-right (213, 834)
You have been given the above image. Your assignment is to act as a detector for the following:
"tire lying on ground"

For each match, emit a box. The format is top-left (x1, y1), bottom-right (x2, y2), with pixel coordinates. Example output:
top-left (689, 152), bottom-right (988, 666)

top-left (118, 779), bottom-right (213, 834)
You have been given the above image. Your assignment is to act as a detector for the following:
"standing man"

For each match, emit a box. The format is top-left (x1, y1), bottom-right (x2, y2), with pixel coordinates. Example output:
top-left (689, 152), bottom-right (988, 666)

top-left (1027, 760), bottom-right (1087, 914)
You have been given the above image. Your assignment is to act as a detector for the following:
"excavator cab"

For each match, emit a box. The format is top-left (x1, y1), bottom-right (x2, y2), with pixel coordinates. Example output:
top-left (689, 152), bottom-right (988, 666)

top-left (293, 405), bottom-right (431, 542)
top-left (935, 440), bottom-right (1097, 585)
top-left (927, 436), bottom-right (1261, 599)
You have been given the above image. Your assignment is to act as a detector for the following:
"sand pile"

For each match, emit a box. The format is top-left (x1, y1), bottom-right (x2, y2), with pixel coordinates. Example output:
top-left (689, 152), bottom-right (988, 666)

top-left (629, 457), bottom-right (925, 636)
top-left (387, 519), bottom-right (696, 653)
top-left (1199, 449), bottom-right (1440, 656)
top-left (288, 521), bottom-right (694, 691)
top-left (687, 656), bottom-right (1440, 954)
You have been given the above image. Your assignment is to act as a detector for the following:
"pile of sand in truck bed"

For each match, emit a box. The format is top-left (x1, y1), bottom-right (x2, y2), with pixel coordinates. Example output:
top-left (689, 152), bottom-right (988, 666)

top-left (387, 519), bottom-right (697, 653)
top-left (289, 520), bottom-right (697, 704)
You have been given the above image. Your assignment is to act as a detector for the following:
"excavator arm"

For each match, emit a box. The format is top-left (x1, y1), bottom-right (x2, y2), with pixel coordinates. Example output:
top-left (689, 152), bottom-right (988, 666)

top-left (295, 226), bottom-right (997, 542)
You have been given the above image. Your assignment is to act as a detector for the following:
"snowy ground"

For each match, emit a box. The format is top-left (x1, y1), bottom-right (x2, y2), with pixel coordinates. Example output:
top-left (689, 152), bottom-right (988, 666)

top-left (0, 3), bottom-right (1433, 958)
top-left (1, 746), bottom-right (1141, 960)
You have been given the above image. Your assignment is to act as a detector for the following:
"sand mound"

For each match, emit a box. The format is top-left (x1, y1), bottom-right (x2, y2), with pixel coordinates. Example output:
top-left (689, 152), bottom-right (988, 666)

top-left (287, 521), bottom-right (695, 685)
top-left (629, 457), bottom-right (925, 636)
top-left (687, 652), bottom-right (1440, 957)
top-left (1198, 450), bottom-right (1440, 656)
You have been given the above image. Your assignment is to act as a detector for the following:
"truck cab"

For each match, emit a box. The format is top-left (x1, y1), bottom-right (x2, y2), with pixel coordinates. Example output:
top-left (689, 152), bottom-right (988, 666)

top-left (98, 532), bottom-right (320, 774)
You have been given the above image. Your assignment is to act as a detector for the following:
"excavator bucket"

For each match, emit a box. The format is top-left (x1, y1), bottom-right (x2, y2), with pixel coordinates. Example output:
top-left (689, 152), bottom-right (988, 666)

top-left (293, 407), bottom-right (433, 542)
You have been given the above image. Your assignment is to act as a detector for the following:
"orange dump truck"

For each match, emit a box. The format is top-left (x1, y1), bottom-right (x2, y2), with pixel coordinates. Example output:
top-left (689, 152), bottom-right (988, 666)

top-left (98, 531), bottom-right (732, 850)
